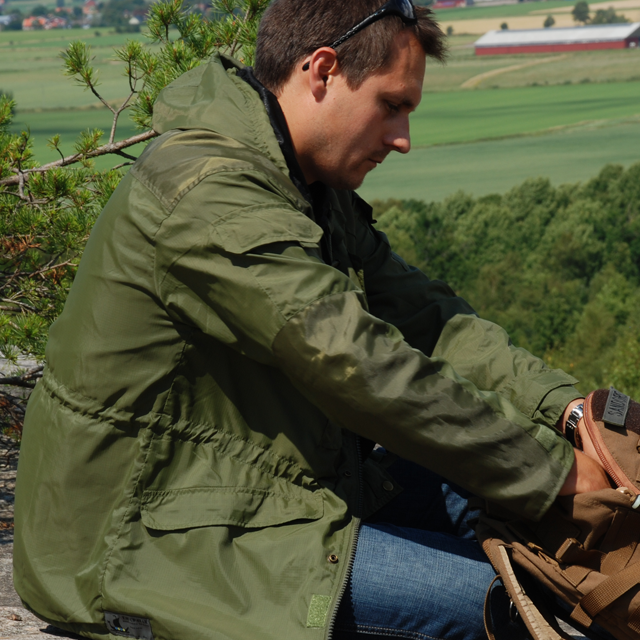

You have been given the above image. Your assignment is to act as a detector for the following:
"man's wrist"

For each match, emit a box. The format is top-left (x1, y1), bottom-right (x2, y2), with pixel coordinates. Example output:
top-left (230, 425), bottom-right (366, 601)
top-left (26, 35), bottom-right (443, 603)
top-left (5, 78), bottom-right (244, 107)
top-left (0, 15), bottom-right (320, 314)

top-left (559, 398), bottom-right (585, 437)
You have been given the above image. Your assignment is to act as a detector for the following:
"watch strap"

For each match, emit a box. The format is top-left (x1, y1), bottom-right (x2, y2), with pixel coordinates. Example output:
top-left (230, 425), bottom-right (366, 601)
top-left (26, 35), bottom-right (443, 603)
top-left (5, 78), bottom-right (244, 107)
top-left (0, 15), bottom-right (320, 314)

top-left (565, 403), bottom-right (584, 448)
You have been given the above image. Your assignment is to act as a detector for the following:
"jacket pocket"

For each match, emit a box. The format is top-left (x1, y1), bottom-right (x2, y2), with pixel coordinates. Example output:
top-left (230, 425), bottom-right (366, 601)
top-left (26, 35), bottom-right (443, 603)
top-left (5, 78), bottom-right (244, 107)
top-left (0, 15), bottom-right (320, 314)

top-left (140, 485), bottom-right (324, 531)
top-left (210, 204), bottom-right (323, 254)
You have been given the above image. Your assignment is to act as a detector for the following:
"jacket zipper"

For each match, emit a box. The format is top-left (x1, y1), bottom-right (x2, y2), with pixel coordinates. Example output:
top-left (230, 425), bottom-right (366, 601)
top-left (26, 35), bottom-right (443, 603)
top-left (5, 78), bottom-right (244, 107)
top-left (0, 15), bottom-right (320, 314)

top-left (325, 433), bottom-right (364, 640)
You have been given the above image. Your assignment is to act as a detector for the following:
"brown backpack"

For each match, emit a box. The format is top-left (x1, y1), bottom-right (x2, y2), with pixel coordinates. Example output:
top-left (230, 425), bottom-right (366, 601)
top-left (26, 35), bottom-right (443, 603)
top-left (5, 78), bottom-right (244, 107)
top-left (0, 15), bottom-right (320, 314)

top-left (477, 388), bottom-right (640, 640)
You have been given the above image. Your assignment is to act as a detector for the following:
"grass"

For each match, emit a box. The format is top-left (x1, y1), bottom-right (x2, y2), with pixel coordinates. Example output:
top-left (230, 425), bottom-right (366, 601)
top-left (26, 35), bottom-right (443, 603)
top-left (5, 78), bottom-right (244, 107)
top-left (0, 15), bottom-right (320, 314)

top-left (0, 29), bottom-right (152, 110)
top-left (359, 120), bottom-right (640, 202)
top-left (411, 81), bottom-right (640, 146)
top-left (434, 0), bottom-right (575, 22)
top-left (3, 17), bottom-right (640, 197)
top-left (425, 45), bottom-right (640, 91)
top-left (436, 0), bottom-right (640, 34)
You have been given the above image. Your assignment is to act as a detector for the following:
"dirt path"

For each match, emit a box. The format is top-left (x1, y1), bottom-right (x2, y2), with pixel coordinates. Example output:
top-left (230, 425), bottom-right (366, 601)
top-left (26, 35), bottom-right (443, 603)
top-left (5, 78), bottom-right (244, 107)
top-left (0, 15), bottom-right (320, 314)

top-left (460, 54), bottom-right (567, 88)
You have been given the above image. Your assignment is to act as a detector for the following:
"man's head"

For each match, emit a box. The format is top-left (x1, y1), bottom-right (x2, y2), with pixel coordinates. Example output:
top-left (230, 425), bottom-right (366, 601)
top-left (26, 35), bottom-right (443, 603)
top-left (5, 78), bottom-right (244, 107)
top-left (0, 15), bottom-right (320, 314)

top-left (254, 0), bottom-right (446, 94)
top-left (253, 0), bottom-right (446, 191)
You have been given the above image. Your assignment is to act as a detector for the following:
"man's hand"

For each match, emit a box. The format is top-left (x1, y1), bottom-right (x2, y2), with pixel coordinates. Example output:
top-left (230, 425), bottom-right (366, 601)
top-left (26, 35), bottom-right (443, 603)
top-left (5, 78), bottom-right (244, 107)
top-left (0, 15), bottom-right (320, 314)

top-left (558, 448), bottom-right (611, 495)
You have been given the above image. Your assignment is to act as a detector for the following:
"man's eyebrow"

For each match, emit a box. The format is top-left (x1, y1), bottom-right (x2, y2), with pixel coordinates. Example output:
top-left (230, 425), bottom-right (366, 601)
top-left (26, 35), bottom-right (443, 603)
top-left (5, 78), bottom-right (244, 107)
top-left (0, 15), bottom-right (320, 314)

top-left (398, 96), bottom-right (419, 111)
top-left (384, 92), bottom-right (419, 111)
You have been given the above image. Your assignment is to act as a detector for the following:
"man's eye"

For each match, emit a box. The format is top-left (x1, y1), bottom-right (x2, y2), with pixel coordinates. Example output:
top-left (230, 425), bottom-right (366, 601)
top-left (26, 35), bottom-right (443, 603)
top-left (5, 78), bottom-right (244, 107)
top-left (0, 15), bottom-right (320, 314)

top-left (386, 102), bottom-right (400, 114)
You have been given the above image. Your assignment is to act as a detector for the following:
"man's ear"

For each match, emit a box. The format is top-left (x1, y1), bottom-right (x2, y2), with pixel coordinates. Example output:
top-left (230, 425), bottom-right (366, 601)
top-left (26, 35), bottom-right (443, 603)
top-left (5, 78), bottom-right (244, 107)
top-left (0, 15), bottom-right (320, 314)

top-left (303, 48), bottom-right (339, 100)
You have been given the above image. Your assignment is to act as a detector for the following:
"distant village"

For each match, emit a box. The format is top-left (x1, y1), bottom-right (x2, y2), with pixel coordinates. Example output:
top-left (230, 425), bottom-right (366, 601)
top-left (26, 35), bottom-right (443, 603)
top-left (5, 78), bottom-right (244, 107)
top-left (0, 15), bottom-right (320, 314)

top-left (0, 0), bottom-right (638, 57)
top-left (0, 0), bottom-right (209, 31)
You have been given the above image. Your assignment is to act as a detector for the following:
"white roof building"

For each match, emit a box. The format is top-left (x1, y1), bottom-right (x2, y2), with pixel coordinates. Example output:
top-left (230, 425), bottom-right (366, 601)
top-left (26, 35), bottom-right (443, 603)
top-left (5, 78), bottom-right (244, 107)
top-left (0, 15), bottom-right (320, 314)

top-left (475, 22), bottom-right (640, 55)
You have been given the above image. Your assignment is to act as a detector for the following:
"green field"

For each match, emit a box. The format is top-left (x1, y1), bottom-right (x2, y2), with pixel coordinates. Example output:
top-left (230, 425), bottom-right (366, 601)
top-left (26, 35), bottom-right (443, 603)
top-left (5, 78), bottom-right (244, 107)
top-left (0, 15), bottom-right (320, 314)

top-left (411, 81), bottom-right (640, 146)
top-left (424, 45), bottom-right (640, 91)
top-left (359, 119), bottom-right (640, 202)
top-left (11, 80), bottom-right (640, 170)
top-left (433, 0), bottom-right (574, 22)
top-left (2, 9), bottom-right (640, 198)
top-left (0, 29), bottom-right (153, 110)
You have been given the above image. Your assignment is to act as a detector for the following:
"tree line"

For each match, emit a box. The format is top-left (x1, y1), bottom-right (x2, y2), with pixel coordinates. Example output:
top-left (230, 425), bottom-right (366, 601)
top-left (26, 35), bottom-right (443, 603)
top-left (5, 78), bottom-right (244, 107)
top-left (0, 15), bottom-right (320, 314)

top-left (373, 163), bottom-right (640, 398)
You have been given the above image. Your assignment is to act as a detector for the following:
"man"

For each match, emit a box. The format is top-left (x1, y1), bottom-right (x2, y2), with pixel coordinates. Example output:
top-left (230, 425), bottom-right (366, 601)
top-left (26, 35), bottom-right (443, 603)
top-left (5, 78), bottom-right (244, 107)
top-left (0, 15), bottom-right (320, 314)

top-left (14, 1), bottom-right (609, 639)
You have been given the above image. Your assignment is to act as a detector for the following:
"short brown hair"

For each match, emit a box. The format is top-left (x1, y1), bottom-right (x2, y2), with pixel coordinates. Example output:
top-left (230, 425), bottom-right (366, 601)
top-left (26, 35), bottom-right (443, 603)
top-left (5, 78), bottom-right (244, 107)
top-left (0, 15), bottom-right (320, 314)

top-left (254, 0), bottom-right (446, 94)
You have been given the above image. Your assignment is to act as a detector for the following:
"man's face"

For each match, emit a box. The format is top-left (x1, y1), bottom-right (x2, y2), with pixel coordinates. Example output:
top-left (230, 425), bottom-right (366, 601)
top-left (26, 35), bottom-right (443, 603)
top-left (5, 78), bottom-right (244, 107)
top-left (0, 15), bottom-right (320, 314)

top-left (304, 30), bottom-right (426, 190)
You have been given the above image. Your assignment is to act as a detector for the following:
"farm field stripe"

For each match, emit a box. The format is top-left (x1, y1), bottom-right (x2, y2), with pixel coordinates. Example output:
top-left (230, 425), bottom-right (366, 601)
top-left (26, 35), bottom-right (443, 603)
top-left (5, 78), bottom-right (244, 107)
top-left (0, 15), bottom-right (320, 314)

top-left (411, 81), bottom-right (640, 146)
top-left (460, 55), bottom-right (567, 89)
top-left (359, 120), bottom-right (640, 203)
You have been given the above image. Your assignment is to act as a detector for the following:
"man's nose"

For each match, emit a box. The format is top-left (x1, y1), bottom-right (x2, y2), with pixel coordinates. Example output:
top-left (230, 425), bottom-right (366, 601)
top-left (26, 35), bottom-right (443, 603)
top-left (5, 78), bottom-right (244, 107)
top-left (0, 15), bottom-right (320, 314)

top-left (384, 118), bottom-right (411, 154)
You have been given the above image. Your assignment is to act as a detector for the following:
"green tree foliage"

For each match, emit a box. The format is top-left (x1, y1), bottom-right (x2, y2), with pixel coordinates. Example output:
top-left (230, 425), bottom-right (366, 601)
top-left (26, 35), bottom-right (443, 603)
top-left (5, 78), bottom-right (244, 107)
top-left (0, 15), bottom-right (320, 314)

top-left (374, 162), bottom-right (640, 397)
top-left (100, 0), bottom-right (146, 31)
top-left (572, 0), bottom-right (590, 23)
top-left (590, 7), bottom-right (629, 24)
top-left (0, 0), bottom-right (268, 436)
top-left (543, 14), bottom-right (555, 28)
top-left (3, 10), bottom-right (23, 30)
top-left (0, 90), bottom-right (15, 116)
top-left (30, 5), bottom-right (49, 17)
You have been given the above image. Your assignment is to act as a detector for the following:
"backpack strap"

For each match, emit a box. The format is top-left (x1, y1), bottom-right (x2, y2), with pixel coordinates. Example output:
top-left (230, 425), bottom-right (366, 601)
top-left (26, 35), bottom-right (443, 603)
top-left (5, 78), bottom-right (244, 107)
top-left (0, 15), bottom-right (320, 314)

top-left (485, 543), bottom-right (573, 640)
top-left (483, 576), bottom-right (501, 640)
top-left (572, 561), bottom-right (640, 627)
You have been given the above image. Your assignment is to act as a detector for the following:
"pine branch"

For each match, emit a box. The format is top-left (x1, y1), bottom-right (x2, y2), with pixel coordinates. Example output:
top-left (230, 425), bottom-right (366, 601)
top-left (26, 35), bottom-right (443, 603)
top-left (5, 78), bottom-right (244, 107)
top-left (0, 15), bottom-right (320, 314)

top-left (0, 365), bottom-right (44, 389)
top-left (0, 130), bottom-right (158, 186)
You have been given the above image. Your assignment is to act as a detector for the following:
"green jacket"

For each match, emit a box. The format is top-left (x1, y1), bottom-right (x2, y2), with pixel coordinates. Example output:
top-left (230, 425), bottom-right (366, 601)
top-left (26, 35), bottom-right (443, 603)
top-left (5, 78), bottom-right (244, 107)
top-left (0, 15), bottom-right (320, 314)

top-left (14, 53), bottom-right (581, 640)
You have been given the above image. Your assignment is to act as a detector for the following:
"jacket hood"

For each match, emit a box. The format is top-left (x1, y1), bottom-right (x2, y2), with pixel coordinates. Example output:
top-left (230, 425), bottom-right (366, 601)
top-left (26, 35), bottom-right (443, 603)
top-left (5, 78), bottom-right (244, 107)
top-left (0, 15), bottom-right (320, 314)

top-left (152, 52), bottom-right (288, 176)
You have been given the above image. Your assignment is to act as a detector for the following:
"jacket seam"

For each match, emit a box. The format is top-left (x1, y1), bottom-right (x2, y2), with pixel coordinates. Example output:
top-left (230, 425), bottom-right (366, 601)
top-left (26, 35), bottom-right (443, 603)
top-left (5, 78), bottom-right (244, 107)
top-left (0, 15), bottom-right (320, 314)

top-left (154, 200), bottom-right (321, 304)
top-left (97, 428), bottom-right (156, 612)
top-left (39, 371), bottom-right (315, 488)
top-left (149, 425), bottom-right (315, 489)
top-left (157, 337), bottom-right (189, 420)
top-left (133, 140), bottom-right (299, 216)
top-left (37, 369), bottom-right (162, 426)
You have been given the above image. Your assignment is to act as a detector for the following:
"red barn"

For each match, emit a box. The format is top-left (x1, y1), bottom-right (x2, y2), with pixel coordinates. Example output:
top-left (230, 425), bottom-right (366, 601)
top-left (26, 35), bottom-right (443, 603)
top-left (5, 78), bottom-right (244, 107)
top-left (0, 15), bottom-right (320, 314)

top-left (475, 23), bottom-right (640, 55)
top-left (434, 0), bottom-right (467, 8)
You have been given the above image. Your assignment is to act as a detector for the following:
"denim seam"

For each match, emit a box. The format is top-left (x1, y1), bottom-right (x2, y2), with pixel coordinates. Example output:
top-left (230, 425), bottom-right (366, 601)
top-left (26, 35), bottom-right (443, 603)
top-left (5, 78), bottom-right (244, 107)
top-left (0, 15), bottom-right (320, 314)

top-left (335, 622), bottom-right (444, 640)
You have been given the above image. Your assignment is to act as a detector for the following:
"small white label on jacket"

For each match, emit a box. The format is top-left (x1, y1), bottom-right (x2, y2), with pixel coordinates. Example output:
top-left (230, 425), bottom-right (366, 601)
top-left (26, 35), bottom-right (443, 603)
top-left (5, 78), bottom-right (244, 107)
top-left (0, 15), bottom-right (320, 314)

top-left (105, 612), bottom-right (154, 640)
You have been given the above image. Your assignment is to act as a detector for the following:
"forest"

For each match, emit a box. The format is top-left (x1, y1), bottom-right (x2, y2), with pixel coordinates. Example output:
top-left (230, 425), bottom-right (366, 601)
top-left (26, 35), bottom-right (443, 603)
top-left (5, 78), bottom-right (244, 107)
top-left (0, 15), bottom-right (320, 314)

top-left (373, 162), bottom-right (640, 398)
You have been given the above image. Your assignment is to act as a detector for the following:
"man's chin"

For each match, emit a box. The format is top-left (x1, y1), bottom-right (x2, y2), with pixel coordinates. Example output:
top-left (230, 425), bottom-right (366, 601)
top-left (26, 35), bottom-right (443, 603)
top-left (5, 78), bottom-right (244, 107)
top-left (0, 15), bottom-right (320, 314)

top-left (320, 169), bottom-right (369, 191)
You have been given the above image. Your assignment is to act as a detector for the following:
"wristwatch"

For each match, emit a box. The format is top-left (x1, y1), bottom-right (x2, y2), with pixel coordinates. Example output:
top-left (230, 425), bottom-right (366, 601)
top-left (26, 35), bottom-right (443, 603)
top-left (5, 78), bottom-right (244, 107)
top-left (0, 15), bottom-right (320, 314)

top-left (565, 402), bottom-right (584, 448)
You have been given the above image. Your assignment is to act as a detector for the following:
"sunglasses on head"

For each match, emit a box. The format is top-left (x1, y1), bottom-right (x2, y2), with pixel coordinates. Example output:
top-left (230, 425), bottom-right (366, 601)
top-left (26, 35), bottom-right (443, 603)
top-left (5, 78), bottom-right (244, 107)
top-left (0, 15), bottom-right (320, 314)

top-left (302, 0), bottom-right (418, 71)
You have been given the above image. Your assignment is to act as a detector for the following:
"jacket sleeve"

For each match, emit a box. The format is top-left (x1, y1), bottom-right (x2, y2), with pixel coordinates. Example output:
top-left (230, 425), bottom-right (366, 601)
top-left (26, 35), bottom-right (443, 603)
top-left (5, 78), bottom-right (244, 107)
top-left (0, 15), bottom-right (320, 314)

top-left (352, 203), bottom-right (582, 432)
top-left (155, 173), bottom-right (574, 521)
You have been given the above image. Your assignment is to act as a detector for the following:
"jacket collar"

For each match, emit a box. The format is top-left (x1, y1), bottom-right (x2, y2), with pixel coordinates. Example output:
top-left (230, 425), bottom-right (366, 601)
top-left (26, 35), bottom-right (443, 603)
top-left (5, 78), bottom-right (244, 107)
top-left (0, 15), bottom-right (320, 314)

top-left (237, 67), bottom-right (313, 207)
top-left (238, 67), bottom-right (334, 264)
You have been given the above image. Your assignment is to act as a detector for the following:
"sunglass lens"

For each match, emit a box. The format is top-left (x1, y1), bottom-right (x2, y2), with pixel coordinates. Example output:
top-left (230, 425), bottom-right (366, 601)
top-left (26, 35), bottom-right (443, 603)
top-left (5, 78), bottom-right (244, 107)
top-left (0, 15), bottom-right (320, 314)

top-left (398, 0), bottom-right (415, 19)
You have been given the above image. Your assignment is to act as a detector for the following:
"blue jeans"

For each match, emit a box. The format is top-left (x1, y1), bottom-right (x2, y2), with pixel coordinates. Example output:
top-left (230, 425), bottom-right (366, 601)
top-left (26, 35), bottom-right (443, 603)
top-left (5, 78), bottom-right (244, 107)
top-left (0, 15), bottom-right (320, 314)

top-left (333, 454), bottom-right (513, 640)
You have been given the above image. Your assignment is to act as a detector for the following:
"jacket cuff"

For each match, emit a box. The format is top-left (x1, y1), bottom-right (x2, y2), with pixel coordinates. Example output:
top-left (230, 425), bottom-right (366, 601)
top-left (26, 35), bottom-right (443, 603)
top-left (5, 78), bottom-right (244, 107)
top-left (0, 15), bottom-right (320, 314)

top-left (504, 368), bottom-right (579, 427)
top-left (532, 385), bottom-right (584, 432)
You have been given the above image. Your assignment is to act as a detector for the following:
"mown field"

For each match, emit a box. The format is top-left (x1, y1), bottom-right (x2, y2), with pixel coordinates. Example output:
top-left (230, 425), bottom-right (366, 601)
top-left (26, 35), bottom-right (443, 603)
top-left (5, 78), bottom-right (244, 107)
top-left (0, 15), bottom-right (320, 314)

top-left (435, 0), bottom-right (640, 33)
top-left (0, 29), bottom-right (153, 110)
top-left (1, 0), bottom-right (640, 193)
top-left (359, 119), bottom-right (640, 201)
